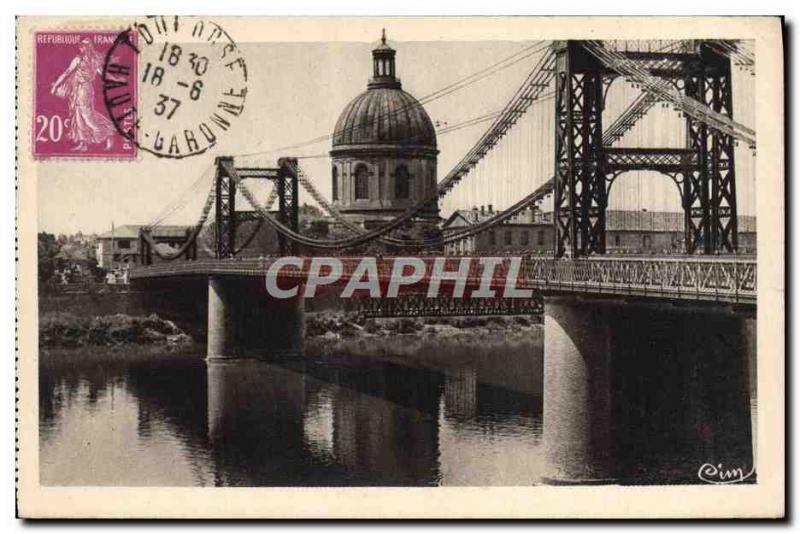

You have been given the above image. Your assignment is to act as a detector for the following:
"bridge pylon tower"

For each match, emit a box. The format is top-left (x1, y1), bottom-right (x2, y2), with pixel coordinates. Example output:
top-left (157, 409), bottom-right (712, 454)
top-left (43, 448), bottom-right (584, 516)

top-left (214, 156), bottom-right (237, 259)
top-left (552, 40), bottom-right (739, 257)
top-left (213, 156), bottom-right (300, 258)
top-left (683, 44), bottom-right (739, 254)
top-left (275, 157), bottom-right (300, 256)
top-left (553, 41), bottom-right (607, 258)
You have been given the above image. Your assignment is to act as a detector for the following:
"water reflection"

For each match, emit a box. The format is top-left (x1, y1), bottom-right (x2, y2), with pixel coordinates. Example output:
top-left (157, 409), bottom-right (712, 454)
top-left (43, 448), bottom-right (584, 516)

top-left (39, 340), bottom-right (545, 486)
top-left (439, 366), bottom-right (544, 486)
top-left (40, 363), bottom-right (215, 486)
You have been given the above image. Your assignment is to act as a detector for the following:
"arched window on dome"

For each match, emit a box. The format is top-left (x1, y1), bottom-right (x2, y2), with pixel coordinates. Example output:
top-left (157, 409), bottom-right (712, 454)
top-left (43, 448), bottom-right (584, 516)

top-left (355, 164), bottom-right (369, 200)
top-left (394, 165), bottom-right (411, 199)
top-left (332, 166), bottom-right (339, 201)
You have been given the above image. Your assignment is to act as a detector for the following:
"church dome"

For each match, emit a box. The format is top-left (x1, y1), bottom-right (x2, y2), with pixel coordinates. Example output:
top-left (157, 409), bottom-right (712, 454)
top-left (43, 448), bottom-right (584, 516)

top-left (332, 89), bottom-right (437, 149)
top-left (331, 33), bottom-right (437, 154)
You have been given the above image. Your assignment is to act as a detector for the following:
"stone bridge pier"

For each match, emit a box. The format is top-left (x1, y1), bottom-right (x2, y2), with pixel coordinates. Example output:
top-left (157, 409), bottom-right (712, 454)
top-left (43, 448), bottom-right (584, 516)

top-left (542, 296), bottom-right (755, 484)
top-left (132, 274), bottom-right (305, 359)
top-left (207, 275), bottom-right (305, 360)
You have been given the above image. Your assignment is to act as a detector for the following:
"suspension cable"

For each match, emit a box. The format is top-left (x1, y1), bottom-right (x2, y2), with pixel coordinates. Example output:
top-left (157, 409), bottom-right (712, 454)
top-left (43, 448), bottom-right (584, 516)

top-left (233, 185), bottom-right (279, 255)
top-left (150, 40), bottom-right (713, 254)
top-left (437, 48), bottom-right (557, 197)
top-left (284, 55), bottom-right (656, 250)
top-left (141, 182), bottom-right (216, 260)
top-left (584, 41), bottom-right (756, 147)
top-left (232, 41), bottom-right (553, 159)
top-left (147, 164), bottom-right (215, 228)
top-left (242, 62), bottom-right (663, 250)
top-left (152, 75), bottom-right (653, 255)
top-left (215, 47), bottom-right (563, 250)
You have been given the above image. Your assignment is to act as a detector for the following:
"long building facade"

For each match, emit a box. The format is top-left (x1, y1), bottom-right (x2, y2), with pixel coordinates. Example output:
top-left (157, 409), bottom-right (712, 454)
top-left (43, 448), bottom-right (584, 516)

top-left (442, 207), bottom-right (757, 255)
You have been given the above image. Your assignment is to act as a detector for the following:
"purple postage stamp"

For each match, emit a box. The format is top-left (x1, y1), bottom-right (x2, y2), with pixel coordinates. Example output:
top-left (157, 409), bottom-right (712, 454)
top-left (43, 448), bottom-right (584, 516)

top-left (32, 31), bottom-right (137, 159)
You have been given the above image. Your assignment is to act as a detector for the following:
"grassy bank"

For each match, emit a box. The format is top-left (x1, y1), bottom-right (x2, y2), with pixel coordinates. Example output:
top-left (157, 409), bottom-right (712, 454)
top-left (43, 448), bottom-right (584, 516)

top-left (305, 312), bottom-right (543, 363)
top-left (306, 311), bottom-right (540, 338)
top-left (39, 312), bottom-right (193, 348)
top-left (39, 308), bottom-right (542, 358)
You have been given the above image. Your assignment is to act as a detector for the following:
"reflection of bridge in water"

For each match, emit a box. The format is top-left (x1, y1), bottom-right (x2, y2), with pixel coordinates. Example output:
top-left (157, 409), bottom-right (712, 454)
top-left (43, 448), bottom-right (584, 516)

top-left (128, 40), bottom-right (757, 484)
top-left (40, 337), bottom-right (753, 485)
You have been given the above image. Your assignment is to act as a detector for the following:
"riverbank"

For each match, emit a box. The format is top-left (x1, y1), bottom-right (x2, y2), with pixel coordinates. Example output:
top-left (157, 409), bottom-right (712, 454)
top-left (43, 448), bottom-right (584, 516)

top-left (305, 312), bottom-right (542, 364)
top-left (39, 309), bottom-right (543, 360)
top-left (39, 312), bottom-right (193, 348)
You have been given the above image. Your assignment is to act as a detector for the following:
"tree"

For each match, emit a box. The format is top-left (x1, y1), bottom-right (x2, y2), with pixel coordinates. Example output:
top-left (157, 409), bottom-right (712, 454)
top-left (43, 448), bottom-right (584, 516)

top-left (37, 232), bottom-right (61, 287)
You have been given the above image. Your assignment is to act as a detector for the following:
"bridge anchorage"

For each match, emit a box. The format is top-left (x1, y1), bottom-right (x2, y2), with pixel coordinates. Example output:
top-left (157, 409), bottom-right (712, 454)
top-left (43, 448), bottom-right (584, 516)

top-left (129, 39), bottom-right (756, 485)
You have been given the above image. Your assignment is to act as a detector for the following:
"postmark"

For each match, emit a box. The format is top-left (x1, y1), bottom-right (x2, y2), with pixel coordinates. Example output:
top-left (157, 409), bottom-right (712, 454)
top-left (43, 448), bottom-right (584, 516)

top-left (102, 16), bottom-right (248, 159)
top-left (33, 31), bottom-right (138, 159)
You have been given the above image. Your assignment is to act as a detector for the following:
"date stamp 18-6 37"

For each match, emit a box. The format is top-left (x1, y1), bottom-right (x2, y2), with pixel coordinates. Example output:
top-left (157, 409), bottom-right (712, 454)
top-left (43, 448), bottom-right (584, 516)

top-left (102, 17), bottom-right (248, 159)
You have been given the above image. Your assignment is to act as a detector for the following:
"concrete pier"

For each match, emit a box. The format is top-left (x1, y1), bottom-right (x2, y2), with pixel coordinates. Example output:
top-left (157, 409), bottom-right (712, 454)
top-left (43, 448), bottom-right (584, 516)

top-left (205, 276), bottom-right (305, 360)
top-left (262, 294), bottom-right (305, 358)
top-left (542, 296), bottom-right (755, 485)
top-left (543, 297), bottom-right (614, 483)
top-left (207, 276), bottom-right (237, 359)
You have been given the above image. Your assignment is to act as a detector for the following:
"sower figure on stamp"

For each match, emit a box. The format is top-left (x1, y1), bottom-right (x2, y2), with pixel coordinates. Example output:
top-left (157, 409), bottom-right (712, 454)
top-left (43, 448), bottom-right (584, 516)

top-left (50, 38), bottom-right (116, 152)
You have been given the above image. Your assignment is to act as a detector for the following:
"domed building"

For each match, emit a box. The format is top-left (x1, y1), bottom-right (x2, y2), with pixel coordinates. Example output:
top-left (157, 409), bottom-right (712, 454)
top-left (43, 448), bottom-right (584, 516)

top-left (330, 32), bottom-right (440, 233)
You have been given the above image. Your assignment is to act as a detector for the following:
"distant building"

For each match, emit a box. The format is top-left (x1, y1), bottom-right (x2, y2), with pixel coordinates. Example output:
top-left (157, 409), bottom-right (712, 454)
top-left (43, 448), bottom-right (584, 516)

top-left (604, 211), bottom-right (757, 254)
top-left (95, 225), bottom-right (192, 270)
top-left (443, 208), bottom-right (757, 255)
top-left (442, 205), bottom-right (552, 255)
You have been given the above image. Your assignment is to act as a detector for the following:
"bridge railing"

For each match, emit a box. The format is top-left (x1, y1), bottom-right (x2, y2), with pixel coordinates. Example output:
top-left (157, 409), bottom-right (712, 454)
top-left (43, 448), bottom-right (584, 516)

top-left (129, 255), bottom-right (757, 305)
top-left (522, 256), bottom-right (756, 304)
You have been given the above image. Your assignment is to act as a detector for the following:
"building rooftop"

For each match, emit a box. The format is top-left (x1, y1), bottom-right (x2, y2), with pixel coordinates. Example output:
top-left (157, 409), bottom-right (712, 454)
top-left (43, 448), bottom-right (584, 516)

top-left (443, 206), bottom-right (547, 229)
top-left (442, 209), bottom-right (756, 232)
top-left (605, 210), bottom-right (756, 233)
top-left (97, 225), bottom-right (192, 240)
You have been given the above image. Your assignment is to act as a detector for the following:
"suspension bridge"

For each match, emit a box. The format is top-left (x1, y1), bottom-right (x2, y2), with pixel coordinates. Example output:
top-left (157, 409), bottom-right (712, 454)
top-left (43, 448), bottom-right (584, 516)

top-left (128, 39), bottom-right (757, 484)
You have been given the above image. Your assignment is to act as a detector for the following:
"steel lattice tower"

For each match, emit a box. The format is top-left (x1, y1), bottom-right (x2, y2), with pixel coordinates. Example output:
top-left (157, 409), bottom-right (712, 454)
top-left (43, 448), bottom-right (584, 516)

top-left (552, 40), bottom-right (739, 257)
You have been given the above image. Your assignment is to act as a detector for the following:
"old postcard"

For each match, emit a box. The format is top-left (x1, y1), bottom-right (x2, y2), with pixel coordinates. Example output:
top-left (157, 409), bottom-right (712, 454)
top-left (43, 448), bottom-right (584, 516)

top-left (15, 16), bottom-right (784, 518)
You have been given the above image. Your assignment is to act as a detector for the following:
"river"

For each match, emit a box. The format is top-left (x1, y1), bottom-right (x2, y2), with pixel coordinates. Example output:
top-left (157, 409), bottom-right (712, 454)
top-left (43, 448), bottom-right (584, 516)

top-left (39, 324), bottom-right (757, 487)
top-left (39, 335), bottom-right (544, 486)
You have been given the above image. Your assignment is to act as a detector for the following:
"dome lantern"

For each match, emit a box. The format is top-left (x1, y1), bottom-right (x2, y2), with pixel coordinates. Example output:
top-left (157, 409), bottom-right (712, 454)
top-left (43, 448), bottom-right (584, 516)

top-left (369, 29), bottom-right (400, 89)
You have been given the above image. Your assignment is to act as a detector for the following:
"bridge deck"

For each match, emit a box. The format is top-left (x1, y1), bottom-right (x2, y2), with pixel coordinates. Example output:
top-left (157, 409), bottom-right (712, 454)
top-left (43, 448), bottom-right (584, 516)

top-left (130, 255), bottom-right (756, 306)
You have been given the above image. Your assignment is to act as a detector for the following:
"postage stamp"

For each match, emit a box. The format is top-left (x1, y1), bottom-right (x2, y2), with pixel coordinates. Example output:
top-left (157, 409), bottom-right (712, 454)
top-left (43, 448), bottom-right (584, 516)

top-left (14, 16), bottom-right (785, 520)
top-left (32, 31), bottom-right (138, 159)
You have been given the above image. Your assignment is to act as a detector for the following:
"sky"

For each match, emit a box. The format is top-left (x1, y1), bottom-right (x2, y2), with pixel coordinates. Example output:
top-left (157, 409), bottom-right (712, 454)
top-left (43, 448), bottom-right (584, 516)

top-left (36, 38), bottom-right (757, 236)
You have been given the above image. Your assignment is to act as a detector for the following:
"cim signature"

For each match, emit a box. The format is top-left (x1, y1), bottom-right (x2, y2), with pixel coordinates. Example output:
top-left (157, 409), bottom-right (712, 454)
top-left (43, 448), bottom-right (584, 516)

top-left (697, 463), bottom-right (755, 484)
